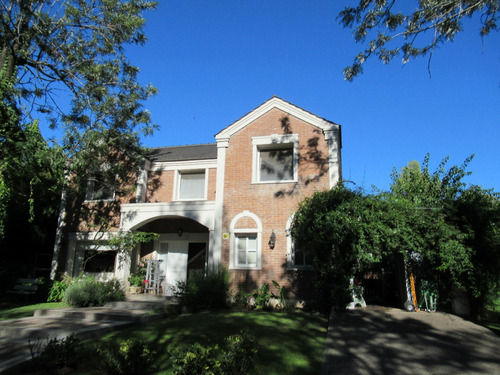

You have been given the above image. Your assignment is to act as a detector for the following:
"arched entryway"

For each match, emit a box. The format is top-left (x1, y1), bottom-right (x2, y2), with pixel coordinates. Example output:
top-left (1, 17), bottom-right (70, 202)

top-left (134, 216), bottom-right (209, 295)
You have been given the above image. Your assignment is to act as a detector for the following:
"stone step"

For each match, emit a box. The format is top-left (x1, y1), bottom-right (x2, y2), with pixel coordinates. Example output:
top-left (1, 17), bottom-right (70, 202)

top-left (33, 307), bottom-right (146, 321)
top-left (0, 317), bottom-right (132, 341)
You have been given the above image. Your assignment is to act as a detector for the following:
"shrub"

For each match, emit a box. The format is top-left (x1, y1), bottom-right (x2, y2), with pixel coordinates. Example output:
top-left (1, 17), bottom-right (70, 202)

top-left (175, 267), bottom-right (229, 311)
top-left (47, 275), bottom-right (73, 302)
top-left (171, 331), bottom-right (257, 375)
top-left (247, 283), bottom-right (271, 310)
top-left (63, 277), bottom-right (125, 307)
top-left (30, 334), bottom-right (81, 370)
top-left (97, 339), bottom-right (157, 375)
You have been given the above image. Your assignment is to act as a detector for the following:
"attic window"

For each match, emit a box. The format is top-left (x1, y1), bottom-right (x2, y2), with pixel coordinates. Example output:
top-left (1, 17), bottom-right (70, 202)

top-left (259, 145), bottom-right (294, 182)
top-left (252, 134), bottom-right (298, 183)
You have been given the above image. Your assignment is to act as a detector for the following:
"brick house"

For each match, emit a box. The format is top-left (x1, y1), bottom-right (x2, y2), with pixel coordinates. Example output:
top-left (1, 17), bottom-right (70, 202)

top-left (60, 96), bottom-right (342, 299)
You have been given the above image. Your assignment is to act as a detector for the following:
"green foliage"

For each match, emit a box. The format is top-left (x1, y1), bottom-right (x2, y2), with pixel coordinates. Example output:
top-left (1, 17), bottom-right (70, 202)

top-left (47, 276), bottom-right (73, 302)
top-left (171, 331), bottom-right (257, 375)
top-left (175, 268), bottom-right (230, 311)
top-left (97, 339), bottom-right (157, 375)
top-left (247, 283), bottom-right (272, 310)
top-left (293, 155), bottom-right (499, 315)
top-left (338, 1), bottom-right (499, 80)
top-left (31, 334), bottom-right (81, 370)
top-left (292, 185), bottom-right (393, 312)
top-left (109, 231), bottom-right (159, 254)
top-left (1, 1), bottom-right (159, 276)
top-left (128, 264), bottom-right (146, 287)
top-left (272, 280), bottom-right (287, 309)
top-left (63, 277), bottom-right (125, 307)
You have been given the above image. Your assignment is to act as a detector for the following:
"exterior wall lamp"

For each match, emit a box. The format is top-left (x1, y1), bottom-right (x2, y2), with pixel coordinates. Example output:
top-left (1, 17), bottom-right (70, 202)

top-left (177, 228), bottom-right (183, 237)
top-left (269, 230), bottom-right (276, 250)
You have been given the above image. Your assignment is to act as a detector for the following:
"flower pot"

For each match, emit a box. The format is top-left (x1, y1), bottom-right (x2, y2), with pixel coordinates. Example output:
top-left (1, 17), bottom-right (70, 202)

top-left (129, 286), bottom-right (143, 294)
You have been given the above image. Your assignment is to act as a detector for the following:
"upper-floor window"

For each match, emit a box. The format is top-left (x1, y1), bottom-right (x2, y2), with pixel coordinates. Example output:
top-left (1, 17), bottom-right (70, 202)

top-left (177, 170), bottom-right (206, 200)
top-left (259, 145), bottom-right (294, 181)
top-left (252, 134), bottom-right (298, 183)
top-left (85, 171), bottom-right (115, 201)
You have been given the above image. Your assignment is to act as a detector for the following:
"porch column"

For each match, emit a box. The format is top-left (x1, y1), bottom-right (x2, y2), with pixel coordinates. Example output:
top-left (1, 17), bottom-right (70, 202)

top-left (211, 138), bottom-right (229, 272)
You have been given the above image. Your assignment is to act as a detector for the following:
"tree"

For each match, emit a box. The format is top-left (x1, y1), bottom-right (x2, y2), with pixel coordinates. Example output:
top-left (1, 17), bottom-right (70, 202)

top-left (292, 185), bottom-right (401, 312)
top-left (0, 1), bottom-right (158, 278)
top-left (338, 1), bottom-right (499, 80)
top-left (390, 154), bottom-right (500, 316)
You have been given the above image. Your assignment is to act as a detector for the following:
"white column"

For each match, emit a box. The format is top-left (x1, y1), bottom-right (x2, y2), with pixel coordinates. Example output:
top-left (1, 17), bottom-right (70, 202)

top-left (210, 138), bottom-right (229, 272)
top-left (324, 127), bottom-right (342, 188)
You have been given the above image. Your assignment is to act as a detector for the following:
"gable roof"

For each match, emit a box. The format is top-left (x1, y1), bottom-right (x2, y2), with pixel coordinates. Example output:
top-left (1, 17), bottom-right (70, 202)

top-left (148, 143), bottom-right (217, 163)
top-left (215, 96), bottom-right (340, 140)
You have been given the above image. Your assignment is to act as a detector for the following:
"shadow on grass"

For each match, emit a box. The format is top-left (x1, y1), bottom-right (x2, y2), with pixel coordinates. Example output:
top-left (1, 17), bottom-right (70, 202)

top-left (100, 310), bottom-right (328, 375)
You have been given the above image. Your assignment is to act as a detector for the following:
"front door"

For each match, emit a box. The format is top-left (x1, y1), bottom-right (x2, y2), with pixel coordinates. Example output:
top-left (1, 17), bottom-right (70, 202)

top-left (158, 241), bottom-right (188, 295)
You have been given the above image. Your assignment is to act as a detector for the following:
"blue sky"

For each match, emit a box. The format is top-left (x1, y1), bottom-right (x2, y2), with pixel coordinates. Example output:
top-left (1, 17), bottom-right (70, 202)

top-left (52, 1), bottom-right (500, 192)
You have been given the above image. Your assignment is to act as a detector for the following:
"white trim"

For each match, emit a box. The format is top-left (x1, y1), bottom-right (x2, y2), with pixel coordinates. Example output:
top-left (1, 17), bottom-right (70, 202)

top-left (120, 201), bottom-right (216, 232)
top-left (151, 159), bottom-right (217, 171)
top-left (211, 141), bottom-right (228, 272)
top-left (215, 97), bottom-right (339, 140)
top-left (325, 128), bottom-right (342, 188)
top-left (173, 168), bottom-right (208, 201)
top-left (229, 210), bottom-right (262, 270)
top-left (252, 134), bottom-right (299, 184)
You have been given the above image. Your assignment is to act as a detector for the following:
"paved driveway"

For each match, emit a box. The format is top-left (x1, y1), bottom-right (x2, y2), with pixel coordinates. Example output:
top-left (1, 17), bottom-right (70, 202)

top-left (322, 306), bottom-right (500, 375)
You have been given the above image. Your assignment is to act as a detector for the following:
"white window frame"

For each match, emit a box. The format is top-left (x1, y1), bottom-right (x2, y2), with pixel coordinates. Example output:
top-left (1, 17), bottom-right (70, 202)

top-left (229, 211), bottom-right (262, 270)
top-left (174, 168), bottom-right (208, 201)
top-left (85, 170), bottom-right (116, 202)
top-left (234, 233), bottom-right (258, 267)
top-left (252, 134), bottom-right (299, 184)
top-left (286, 215), bottom-right (313, 270)
top-left (75, 241), bottom-right (118, 280)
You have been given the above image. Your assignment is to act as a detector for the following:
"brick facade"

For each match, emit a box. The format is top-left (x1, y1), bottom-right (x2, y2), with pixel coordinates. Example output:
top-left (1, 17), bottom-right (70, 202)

top-left (60, 97), bottom-right (341, 300)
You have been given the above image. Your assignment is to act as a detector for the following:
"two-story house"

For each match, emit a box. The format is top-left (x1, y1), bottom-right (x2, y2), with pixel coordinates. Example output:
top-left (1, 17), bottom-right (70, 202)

top-left (59, 96), bottom-right (342, 300)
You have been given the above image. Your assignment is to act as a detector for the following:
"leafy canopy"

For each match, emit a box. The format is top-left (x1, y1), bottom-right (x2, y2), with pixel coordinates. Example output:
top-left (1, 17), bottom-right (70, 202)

top-left (338, 0), bottom-right (499, 80)
top-left (292, 155), bottom-right (499, 314)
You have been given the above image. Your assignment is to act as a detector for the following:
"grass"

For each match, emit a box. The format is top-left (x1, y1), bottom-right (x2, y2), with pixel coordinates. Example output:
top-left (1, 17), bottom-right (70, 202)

top-left (6, 309), bottom-right (328, 374)
top-left (484, 296), bottom-right (500, 337)
top-left (0, 299), bottom-right (67, 321)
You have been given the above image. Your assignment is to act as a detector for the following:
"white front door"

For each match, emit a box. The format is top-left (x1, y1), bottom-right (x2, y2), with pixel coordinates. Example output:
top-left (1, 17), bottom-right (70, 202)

top-left (158, 241), bottom-right (188, 295)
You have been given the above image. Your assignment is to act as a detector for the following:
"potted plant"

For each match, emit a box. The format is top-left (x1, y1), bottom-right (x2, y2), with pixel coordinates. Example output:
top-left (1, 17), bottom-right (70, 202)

top-left (128, 263), bottom-right (146, 294)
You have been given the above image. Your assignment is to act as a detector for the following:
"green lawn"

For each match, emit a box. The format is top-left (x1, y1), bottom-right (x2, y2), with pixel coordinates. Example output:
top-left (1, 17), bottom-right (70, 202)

top-left (99, 310), bottom-right (328, 374)
top-left (7, 309), bottom-right (328, 375)
top-left (0, 301), bottom-right (66, 321)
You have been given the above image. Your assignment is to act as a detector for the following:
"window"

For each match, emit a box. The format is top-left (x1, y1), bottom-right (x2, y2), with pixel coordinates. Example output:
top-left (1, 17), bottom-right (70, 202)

top-left (286, 215), bottom-right (313, 270)
top-left (259, 145), bottom-right (294, 181)
top-left (252, 134), bottom-right (298, 183)
top-left (177, 170), bottom-right (206, 200)
top-left (292, 244), bottom-right (313, 268)
top-left (236, 234), bottom-right (258, 267)
top-left (84, 250), bottom-right (117, 273)
top-left (85, 171), bottom-right (115, 201)
top-left (230, 211), bottom-right (262, 270)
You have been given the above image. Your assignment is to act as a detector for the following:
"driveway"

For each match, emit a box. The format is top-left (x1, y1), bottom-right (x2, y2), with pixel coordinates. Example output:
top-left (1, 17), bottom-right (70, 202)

top-left (322, 306), bottom-right (500, 375)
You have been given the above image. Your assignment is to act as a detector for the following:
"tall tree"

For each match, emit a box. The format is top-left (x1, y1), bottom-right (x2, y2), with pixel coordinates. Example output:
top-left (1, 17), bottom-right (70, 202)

top-left (338, 1), bottom-right (499, 80)
top-left (390, 154), bottom-right (500, 316)
top-left (0, 1), bottom-right (158, 278)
